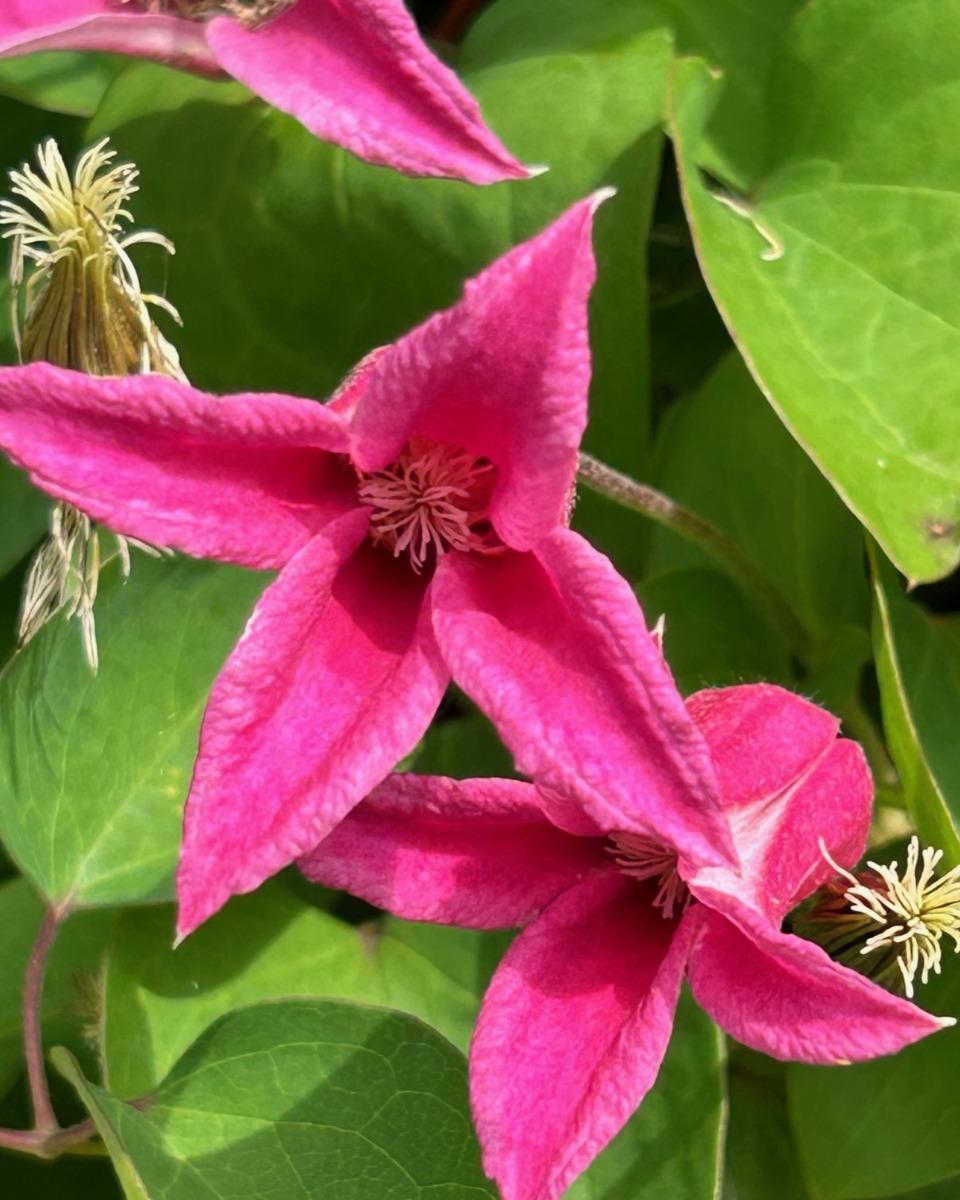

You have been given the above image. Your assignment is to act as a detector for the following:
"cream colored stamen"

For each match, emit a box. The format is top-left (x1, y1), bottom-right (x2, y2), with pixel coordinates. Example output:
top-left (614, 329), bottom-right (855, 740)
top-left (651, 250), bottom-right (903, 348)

top-left (821, 837), bottom-right (960, 999)
top-left (359, 440), bottom-right (500, 574)
top-left (609, 831), bottom-right (689, 920)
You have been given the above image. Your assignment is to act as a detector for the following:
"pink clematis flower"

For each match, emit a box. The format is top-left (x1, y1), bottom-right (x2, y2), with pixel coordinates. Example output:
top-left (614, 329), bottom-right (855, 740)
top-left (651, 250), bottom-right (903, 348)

top-left (302, 683), bottom-right (951, 1200)
top-left (0, 1), bottom-right (532, 183)
top-left (0, 194), bottom-right (738, 937)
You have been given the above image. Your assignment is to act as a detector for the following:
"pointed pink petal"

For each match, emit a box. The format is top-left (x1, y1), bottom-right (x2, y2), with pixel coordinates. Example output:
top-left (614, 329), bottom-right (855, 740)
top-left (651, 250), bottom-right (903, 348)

top-left (686, 684), bottom-right (840, 810)
top-left (0, 2), bottom-right (217, 72)
top-left (685, 686), bottom-right (872, 923)
top-left (688, 905), bottom-right (949, 1064)
top-left (0, 363), bottom-right (354, 568)
top-left (176, 515), bottom-right (448, 936)
top-left (206, 0), bottom-right (530, 182)
top-left (472, 874), bottom-right (694, 1200)
top-left (300, 773), bottom-right (610, 928)
top-left (348, 195), bottom-right (609, 551)
top-left (432, 529), bottom-right (736, 872)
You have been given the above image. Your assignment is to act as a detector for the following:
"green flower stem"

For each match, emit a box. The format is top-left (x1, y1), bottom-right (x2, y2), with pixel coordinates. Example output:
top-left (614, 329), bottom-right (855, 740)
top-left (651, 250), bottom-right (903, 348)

top-left (576, 452), bottom-right (815, 662)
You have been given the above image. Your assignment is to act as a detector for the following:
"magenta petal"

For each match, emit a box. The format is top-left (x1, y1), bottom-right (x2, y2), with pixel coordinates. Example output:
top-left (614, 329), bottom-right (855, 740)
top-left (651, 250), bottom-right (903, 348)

top-left (688, 906), bottom-right (948, 1064)
top-left (685, 686), bottom-right (872, 924)
top-left (0, 363), bottom-right (354, 568)
top-left (0, 2), bottom-right (217, 72)
top-left (300, 773), bottom-right (610, 928)
top-left (348, 195), bottom-right (609, 551)
top-left (432, 530), bottom-right (736, 871)
top-left (471, 874), bottom-right (693, 1200)
top-left (687, 684), bottom-right (840, 810)
top-left (206, 0), bottom-right (530, 182)
top-left (176, 517), bottom-right (448, 936)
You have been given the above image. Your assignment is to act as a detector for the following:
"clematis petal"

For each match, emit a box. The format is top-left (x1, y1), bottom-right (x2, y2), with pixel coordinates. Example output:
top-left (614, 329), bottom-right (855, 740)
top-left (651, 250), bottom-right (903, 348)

top-left (432, 528), bottom-right (736, 871)
top-left (300, 773), bottom-right (610, 928)
top-left (685, 686), bottom-right (872, 923)
top-left (348, 195), bottom-right (608, 551)
top-left (0, 362), bottom-right (354, 568)
top-left (206, 0), bottom-right (531, 183)
top-left (686, 684), bottom-right (840, 810)
top-left (176, 512), bottom-right (448, 937)
top-left (472, 873), bottom-right (695, 1200)
top-left (0, 2), bottom-right (218, 73)
top-left (687, 905), bottom-right (949, 1065)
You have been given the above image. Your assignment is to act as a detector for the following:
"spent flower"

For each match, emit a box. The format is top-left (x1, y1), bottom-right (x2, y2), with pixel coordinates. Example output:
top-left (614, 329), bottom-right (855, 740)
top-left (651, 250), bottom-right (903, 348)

top-left (0, 1), bottom-right (534, 183)
top-left (2, 137), bottom-right (182, 669)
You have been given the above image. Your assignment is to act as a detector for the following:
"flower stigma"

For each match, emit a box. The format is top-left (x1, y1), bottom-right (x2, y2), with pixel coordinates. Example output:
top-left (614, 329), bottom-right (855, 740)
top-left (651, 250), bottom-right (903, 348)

top-left (608, 831), bottom-right (690, 920)
top-left (803, 837), bottom-right (960, 999)
top-left (358, 439), bottom-right (502, 574)
top-left (116, 0), bottom-right (296, 29)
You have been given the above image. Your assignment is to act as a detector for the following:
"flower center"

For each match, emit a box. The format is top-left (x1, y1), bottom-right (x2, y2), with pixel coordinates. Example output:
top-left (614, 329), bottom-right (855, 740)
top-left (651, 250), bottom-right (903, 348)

top-left (358, 440), bottom-right (501, 574)
top-left (806, 837), bottom-right (960, 998)
top-left (116, 0), bottom-right (295, 29)
top-left (608, 832), bottom-right (690, 920)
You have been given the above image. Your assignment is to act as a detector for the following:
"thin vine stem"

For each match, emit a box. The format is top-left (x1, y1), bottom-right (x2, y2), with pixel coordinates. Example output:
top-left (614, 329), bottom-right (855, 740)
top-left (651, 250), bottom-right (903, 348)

top-left (23, 906), bottom-right (61, 1134)
top-left (0, 1117), bottom-right (98, 1159)
top-left (577, 452), bottom-right (815, 662)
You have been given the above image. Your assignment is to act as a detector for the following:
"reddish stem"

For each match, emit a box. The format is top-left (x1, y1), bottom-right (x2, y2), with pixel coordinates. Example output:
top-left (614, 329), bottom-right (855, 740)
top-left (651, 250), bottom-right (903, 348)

top-left (430, 0), bottom-right (486, 43)
top-left (23, 907), bottom-right (62, 1134)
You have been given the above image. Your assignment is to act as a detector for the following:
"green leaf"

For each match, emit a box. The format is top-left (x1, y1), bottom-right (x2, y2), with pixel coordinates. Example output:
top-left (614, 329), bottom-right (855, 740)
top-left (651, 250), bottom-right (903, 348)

top-left (0, 877), bottom-right (115, 1100)
top-left (373, 919), bottom-right (512, 1055)
top-left (724, 1057), bottom-right (809, 1200)
top-left (101, 882), bottom-right (385, 1100)
top-left (669, 10), bottom-right (960, 584)
top-left (0, 554), bottom-right (266, 909)
top-left (60, 999), bottom-right (496, 1200)
top-left (414, 709), bottom-right (516, 779)
top-left (567, 992), bottom-right (725, 1199)
top-left (465, 0), bottom-right (802, 186)
top-left (637, 566), bottom-right (792, 694)
top-left (872, 550), bottom-right (960, 861)
top-left (788, 966), bottom-right (960, 1198)
top-left (0, 52), bottom-right (125, 116)
top-left (647, 350), bottom-right (868, 642)
top-left (0, 456), bottom-right (49, 579)
top-left (0, 1146), bottom-right (122, 1199)
top-left (101, 881), bottom-right (509, 1098)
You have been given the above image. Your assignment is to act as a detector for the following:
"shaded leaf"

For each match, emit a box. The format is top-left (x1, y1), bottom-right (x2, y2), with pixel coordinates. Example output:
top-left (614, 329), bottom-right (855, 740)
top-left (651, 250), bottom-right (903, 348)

top-left (0, 555), bottom-right (266, 909)
top-left (647, 351), bottom-right (868, 642)
top-left (102, 882), bottom-right (509, 1098)
top-left (788, 966), bottom-right (960, 1198)
top-left (872, 549), bottom-right (960, 861)
top-left (568, 991), bottom-right (725, 1199)
top-left (61, 1000), bottom-right (496, 1199)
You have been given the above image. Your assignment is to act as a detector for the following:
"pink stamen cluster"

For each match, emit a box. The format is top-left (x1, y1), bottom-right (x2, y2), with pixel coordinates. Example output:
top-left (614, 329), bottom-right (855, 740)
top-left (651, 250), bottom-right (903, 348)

top-left (358, 439), bottom-right (500, 573)
top-left (608, 830), bottom-right (689, 919)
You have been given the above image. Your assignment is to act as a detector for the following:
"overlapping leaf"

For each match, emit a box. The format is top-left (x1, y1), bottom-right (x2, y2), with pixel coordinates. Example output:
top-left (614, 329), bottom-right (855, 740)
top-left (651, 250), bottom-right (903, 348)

top-left (670, 1), bottom-right (960, 583)
top-left (61, 999), bottom-right (496, 1200)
